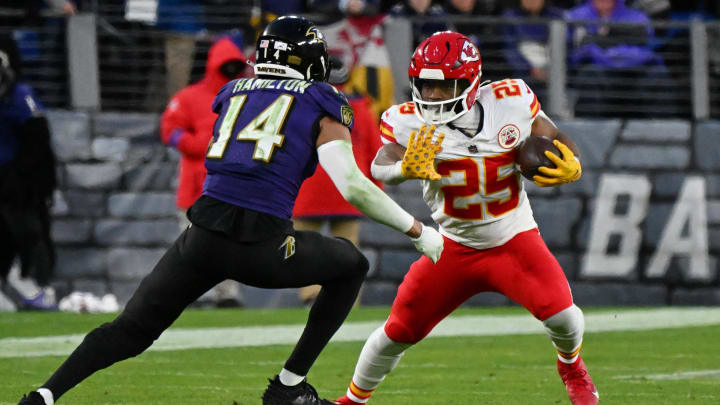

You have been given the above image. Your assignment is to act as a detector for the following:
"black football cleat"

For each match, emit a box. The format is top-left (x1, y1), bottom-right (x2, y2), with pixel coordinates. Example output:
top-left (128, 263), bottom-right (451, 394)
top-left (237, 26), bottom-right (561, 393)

top-left (18, 392), bottom-right (46, 405)
top-left (262, 375), bottom-right (336, 405)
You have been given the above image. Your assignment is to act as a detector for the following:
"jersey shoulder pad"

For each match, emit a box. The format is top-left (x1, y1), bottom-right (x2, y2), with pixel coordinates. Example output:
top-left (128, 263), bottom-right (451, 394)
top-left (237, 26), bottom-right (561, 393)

top-left (308, 82), bottom-right (354, 130)
top-left (212, 79), bottom-right (238, 113)
top-left (486, 78), bottom-right (541, 119)
top-left (381, 102), bottom-right (418, 124)
top-left (379, 102), bottom-right (422, 145)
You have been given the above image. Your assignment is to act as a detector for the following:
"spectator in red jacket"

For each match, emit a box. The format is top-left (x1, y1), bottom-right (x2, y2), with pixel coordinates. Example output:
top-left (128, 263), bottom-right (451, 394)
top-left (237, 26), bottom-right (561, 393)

top-left (160, 33), bottom-right (248, 307)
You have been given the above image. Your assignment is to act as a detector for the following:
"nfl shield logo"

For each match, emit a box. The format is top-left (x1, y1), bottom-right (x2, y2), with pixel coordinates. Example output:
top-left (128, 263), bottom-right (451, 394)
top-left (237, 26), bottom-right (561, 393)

top-left (341, 105), bottom-right (354, 127)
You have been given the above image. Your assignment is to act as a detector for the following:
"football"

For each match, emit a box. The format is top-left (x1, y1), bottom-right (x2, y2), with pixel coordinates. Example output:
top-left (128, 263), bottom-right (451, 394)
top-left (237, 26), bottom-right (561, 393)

top-left (515, 136), bottom-right (560, 180)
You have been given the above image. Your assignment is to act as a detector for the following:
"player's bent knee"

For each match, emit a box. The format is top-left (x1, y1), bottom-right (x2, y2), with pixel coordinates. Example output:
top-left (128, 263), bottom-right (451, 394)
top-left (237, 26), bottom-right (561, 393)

top-left (354, 249), bottom-right (370, 278)
top-left (384, 317), bottom-right (425, 344)
top-left (337, 236), bottom-right (369, 278)
top-left (543, 304), bottom-right (585, 337)
top-left (370, 326), bottom-right (412, 356)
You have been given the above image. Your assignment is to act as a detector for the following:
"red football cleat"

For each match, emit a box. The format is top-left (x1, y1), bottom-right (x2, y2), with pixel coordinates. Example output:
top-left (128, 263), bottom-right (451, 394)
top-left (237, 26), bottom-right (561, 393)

top-left (557, 357), bottom-right (599, 405)
top-left (334, 395), bottom-right (362, 405)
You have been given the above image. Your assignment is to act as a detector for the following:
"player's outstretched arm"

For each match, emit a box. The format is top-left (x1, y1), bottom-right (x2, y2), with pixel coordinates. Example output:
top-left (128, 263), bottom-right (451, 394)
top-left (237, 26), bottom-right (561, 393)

top-left (370, 143), bottom-right (407, 185)
top-left (530, 114), bottom-right (582, 187)
top-left (371, 125), bottom-right (444, 184)
top-left (316, 117), bottom-right (443, 263)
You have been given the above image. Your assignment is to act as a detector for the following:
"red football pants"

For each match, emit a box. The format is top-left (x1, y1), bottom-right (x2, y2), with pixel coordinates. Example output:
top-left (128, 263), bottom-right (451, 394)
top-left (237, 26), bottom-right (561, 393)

top-left (385, 228), bottom-right (573, 344)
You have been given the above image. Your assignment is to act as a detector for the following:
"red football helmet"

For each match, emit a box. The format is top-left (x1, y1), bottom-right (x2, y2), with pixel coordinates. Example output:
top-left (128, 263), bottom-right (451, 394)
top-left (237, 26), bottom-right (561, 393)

top-left (408, 31), bottom-right (482, 125)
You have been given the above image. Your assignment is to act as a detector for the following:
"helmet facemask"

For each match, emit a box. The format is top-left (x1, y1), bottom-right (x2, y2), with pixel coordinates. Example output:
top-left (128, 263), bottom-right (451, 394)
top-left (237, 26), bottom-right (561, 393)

top-left (407, 32), bottom-right (483, 125)
top-left (411, 74), bottom-right (480, 125)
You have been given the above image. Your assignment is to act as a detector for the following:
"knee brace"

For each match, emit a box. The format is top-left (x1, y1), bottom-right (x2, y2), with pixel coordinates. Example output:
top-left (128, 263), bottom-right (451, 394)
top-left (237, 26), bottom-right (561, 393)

top-left (543, 304), bottom-right (585, 357)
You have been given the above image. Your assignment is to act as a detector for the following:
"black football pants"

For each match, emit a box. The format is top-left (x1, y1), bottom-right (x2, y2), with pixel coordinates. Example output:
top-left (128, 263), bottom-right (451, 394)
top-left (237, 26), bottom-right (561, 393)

top-left (43, 224), bottom-right (369, 399)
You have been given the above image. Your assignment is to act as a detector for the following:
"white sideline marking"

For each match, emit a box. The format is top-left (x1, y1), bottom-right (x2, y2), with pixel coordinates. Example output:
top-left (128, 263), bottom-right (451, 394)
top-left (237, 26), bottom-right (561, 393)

top-left (1, 308), bottom-right (719, 358)
top-left (613, 369), bottom-right (720, 380)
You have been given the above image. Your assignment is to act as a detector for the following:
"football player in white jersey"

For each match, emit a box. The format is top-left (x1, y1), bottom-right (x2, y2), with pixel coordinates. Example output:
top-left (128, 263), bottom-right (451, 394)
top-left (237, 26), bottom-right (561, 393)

top-left (334, 31), bottom-right (598, 405)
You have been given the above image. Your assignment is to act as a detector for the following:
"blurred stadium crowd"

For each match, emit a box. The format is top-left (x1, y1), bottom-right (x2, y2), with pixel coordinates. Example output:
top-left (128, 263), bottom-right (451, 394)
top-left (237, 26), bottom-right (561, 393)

top-left (1, 0), bottom-right (719, 118)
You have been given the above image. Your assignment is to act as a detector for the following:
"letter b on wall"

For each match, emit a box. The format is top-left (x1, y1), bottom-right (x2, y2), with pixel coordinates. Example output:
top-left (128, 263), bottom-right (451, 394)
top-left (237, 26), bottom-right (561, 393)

top-left (581, 174), bottom-right (651, 278)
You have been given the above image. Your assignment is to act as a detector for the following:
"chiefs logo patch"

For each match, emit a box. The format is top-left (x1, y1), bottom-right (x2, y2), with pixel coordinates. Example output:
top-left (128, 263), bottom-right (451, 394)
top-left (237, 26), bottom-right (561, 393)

top-left (460, 41), bottom-right (479, 62)
top-left (497, 124), bottom-right (520, 149)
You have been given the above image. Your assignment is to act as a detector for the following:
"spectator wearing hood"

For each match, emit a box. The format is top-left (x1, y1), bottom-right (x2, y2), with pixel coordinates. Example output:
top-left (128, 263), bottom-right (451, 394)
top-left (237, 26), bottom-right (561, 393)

top-left (0, 34), bottom-right (58, 310)
top-left (160, 34), bottom-right (248, 307)
top-left (565, 0), bottom-right (668, 117)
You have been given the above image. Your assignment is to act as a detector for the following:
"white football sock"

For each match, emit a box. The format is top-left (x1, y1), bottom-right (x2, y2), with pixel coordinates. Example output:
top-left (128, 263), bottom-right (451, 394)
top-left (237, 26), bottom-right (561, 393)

top-left (279, 368), bottom-right (305, 386)
top-left (543, 304), bottom-right (585, 363)
top-left (346, 326), bottom-right (411, 402)
top-left (36, 388), bottom-right (54, 405)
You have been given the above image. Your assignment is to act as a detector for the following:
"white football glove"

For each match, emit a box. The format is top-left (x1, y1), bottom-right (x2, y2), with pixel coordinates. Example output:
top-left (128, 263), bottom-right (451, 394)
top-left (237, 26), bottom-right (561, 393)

top-left (410, 224), bottom-right (444, 263)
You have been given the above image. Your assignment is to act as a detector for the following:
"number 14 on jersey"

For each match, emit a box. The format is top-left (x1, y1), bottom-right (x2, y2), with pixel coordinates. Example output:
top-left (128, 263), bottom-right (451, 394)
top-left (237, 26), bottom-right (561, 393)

top-left (207, 94), bottom-right (294, 162)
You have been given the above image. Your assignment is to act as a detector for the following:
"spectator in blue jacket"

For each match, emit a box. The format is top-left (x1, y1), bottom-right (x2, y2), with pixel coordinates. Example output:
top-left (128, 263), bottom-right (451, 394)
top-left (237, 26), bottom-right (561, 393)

top-left (566, 0), bottom-right (662, 69)
top-left (155, 0), bottom-right (205, 99)
top-left (0, 34), bottom-right (58, 310)
top-left (565, 0), bottom-right (668, 117)
top-left (502, 0), bottom-right (564, 98)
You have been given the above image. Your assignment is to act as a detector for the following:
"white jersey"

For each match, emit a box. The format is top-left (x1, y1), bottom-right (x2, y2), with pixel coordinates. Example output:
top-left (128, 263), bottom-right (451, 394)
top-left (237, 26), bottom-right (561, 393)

top-left (379, 79), bottom-right (542, 250)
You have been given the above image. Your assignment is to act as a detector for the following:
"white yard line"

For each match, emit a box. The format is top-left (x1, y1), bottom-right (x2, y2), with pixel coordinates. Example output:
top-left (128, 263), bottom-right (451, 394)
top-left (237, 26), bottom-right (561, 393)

top-left (613, 369), bottom-right (720, 380)
top-left (1, 307), bottom-right (719, 359)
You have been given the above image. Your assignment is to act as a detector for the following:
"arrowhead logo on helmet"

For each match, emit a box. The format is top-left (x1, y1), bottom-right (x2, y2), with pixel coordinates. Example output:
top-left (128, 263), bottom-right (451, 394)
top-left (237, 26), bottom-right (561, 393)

top-left (461, 41), bottom-right (480, 62)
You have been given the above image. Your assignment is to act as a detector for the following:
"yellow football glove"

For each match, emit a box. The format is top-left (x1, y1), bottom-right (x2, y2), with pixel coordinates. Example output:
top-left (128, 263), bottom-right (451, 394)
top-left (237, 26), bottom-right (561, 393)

top-left (401, 125), bottom-right (445, 181)
top-left (532, 139), bottom-right (582, 187)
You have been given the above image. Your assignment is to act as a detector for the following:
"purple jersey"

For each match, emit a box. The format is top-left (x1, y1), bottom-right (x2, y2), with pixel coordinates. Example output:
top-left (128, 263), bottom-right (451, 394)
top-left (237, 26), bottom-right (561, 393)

top-left (204, 78), bottom-right (354, 218)
top-left (0, 84), bottom-right (43, 167)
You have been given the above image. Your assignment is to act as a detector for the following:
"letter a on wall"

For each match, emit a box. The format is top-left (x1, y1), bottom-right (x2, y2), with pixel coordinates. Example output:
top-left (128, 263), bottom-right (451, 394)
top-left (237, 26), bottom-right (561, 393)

top-left (581, 174), bottom-right (651, 278)
top-left (646, 177), bottom-right (711, 281)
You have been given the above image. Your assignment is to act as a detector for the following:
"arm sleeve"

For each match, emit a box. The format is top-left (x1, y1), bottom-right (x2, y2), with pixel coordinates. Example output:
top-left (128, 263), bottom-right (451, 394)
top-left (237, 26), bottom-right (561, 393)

top-left (318, 139), bottom-right (414, 233)
top-left (311, 82), bottom-right (355, 131)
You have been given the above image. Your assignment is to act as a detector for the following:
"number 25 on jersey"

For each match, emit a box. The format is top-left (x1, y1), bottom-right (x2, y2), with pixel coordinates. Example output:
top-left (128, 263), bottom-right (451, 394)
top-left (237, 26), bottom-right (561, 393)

top-left (436, 152), bottom-right (520, 220)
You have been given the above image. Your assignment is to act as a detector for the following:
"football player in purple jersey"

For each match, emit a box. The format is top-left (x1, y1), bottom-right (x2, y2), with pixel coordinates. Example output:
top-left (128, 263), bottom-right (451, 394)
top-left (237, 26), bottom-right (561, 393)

top-left (16, 16), bottom-right (444, 405)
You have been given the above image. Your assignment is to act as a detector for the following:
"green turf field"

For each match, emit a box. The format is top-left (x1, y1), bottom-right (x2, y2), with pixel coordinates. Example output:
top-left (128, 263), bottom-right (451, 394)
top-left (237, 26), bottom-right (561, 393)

top-left (1, 307), bottom-right (719, 405)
